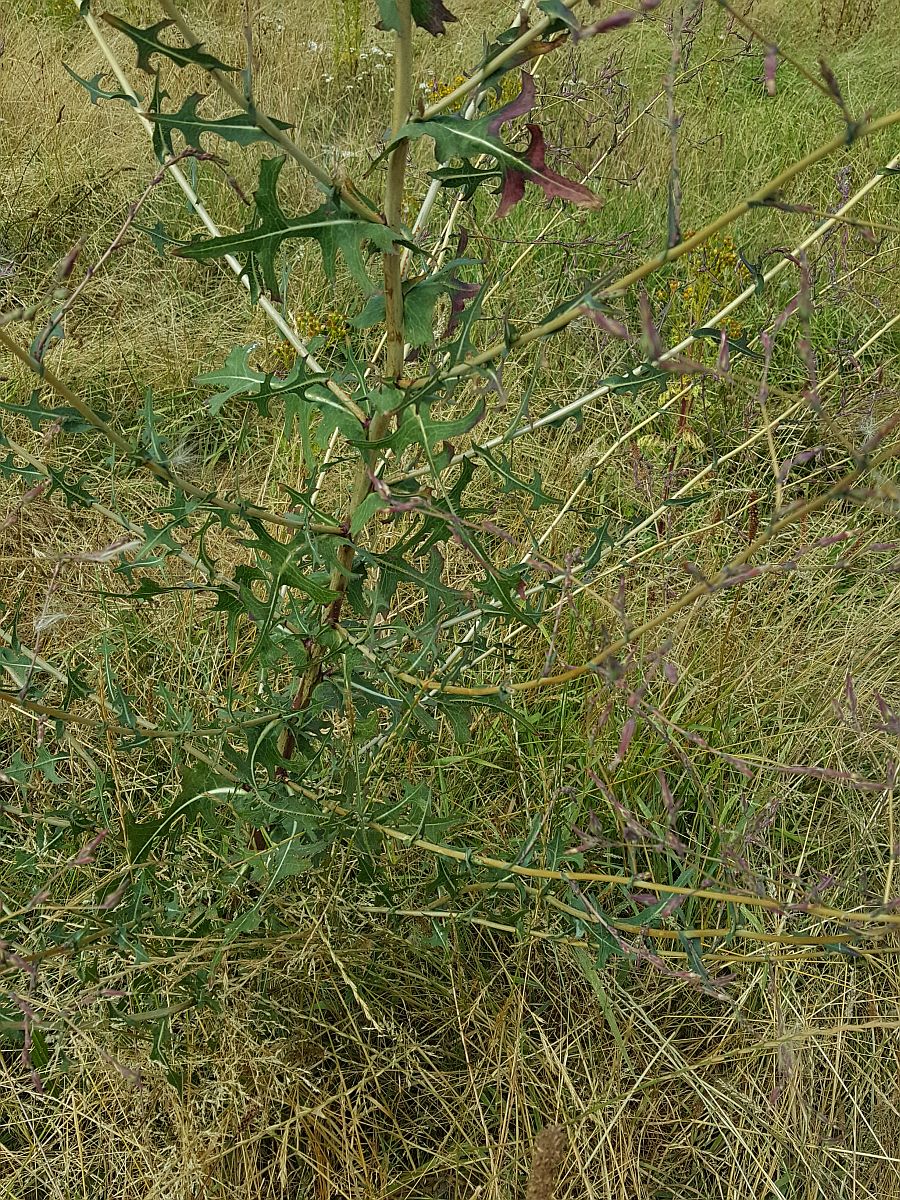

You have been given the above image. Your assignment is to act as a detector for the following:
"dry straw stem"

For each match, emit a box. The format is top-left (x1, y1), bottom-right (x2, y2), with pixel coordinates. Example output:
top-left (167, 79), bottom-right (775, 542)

top-left (406, 107), bottom-right (900, 391)
top-left (72, 0), bottom-right (362, 418)
top-left (479, 307), bottom-right (900, 641)
top-left (330, 420), bottom-right (900, 701)
top-left (9, 636), bottom-right (900, 935)
top-left (397, 144), bottom-right (900, 484)
top-left (6, 627), bottom-right (900, 950)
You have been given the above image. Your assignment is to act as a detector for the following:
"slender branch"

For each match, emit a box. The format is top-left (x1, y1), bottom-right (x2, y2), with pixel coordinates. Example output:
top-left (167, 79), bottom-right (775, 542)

top-left (157, 0), bottom-right (384, 224)
top-left (317, 797), bottom-right (900, 930)
top-left (419, 2), bottom-right (584, 120)
top-left (402, 108), bottom-right (900, 393)
top-left (394, 143), bottom-right (900, 482)
top-left (5, 628), bottom-right (899, 953)
top-left (368, 891), bottom-right (876, 948)
top-left (391, 301), bottom-right (900, 672)
top-left (339, 432), bottom-right (900, 698)
top-left (760, 204), bottom-right (900, 236)
top-left (716, 0), bottom-right (833, 100)
top-left (360, 906), bottom-right (892, 958)
top-left (54, 147), bottom-right (206, 327)
top-left (0, 627), bottom-right (319, 811)
top-left (2, 431), bottom-right (239, 583)
top-left (0, 328), bottom-right (345, 535)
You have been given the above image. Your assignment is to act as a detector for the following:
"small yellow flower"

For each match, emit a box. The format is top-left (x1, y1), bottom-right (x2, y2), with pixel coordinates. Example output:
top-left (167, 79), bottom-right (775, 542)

top-left (423, 71), bottom-right (520, 110)
top-left (296, 309), bottom-right (349, 345)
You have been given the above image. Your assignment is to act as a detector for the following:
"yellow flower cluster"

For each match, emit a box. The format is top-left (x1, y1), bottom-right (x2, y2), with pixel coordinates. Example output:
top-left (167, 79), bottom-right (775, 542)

top-left (700, 232), bottom-right (739, 275)
top-left (662, 375), bottom-right (707, 410)
top-left (636, 426), bottom-right (704, 459)
top-left (260, 311), bottom-right (350, 375)
top-left (421, 72), bottom-right (522, 108)
top-left (654, 233), bottom-right (747, 340)
top-left (646, 232), bottom-right (752, 416)
top-left (295, 309), bottom-right (350, 344)
top-left (423, 73), bottom-right (469, 102)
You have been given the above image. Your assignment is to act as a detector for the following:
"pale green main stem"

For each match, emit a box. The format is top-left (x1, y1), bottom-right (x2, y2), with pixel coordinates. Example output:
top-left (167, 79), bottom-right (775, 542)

top-left (330, 0), bottom-right (413, 586)
top-left (382, 0), bottom-right (413, 382)
top-left (280, 1), bottom-right (414, 746)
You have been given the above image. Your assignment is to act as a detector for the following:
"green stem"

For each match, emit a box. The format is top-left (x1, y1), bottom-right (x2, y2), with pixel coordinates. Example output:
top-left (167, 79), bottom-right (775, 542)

top-left (331, 0), bottom-right (412, 592)
top-left (419, 2), bottom-right (584, 121)
top-left (278, 0), bottom-right (414, 758)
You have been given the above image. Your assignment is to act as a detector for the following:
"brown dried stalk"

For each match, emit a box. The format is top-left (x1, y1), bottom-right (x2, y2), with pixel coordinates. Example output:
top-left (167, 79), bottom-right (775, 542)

top-left (526, 1126), bottom-right (569, 1200)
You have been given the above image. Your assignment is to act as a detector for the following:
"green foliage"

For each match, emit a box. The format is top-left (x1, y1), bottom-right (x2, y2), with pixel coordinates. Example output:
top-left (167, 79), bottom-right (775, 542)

top-left (62, 65), bottom-right (140, 106)
top-left (193, 345), bottom-right (349, 425)
top-left (176, 157), bottom-right (405, 297)
top-left (351, 259), bottom-right (478, 346)
top-left (377, 0), bottom-right (458, 36)
top-left (393, 73), bottom-right (601, 215)
top-left (101, 15), bottom-right (237, 75)
top-left (145, 94), bottom-right (293, 152)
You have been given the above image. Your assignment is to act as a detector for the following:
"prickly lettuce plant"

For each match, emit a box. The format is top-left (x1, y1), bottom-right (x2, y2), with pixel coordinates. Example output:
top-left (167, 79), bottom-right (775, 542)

top-left (3, 0), bottom-right (900, 1084)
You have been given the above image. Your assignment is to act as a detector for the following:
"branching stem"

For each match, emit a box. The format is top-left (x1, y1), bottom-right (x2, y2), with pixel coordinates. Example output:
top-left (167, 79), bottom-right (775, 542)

top-left (0, 329), bottom-right (343, 536)
top-left (279, 0), bottom-right (414, 757)
top-left (157, 0), bottom-right (384, 224)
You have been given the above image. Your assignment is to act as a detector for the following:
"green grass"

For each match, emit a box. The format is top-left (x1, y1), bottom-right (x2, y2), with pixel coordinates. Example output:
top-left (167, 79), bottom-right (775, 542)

top-left (2, 0), bottom-right (900, 1196)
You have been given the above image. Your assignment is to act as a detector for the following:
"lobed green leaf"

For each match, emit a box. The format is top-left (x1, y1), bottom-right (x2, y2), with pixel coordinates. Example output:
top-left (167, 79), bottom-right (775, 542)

top-left (101, 15), bottom-right (237, 75)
